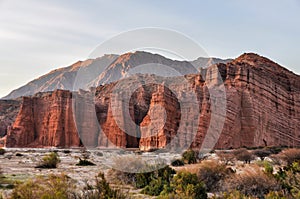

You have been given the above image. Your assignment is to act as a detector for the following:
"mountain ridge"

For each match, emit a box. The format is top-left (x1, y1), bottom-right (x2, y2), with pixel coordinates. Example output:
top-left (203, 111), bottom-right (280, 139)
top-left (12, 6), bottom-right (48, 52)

top-left (3, 51), bottom-right (231, 99)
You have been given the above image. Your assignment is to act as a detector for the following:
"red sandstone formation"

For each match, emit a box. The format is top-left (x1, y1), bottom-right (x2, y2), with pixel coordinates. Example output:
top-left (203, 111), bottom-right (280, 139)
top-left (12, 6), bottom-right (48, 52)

top-left (3, 53), bottom-right (300, 150)
top-left (5, 90), bottom-right (81, 148)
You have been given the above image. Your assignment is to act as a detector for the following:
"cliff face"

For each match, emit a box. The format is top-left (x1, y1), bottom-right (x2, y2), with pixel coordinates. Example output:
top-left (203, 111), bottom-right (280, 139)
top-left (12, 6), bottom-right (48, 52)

top-left (215, 53), bottom-right (300, 148)
top-left (5, 90), bottom-right (81, 147)
top-left (4, 53), bottom-right (300, 150)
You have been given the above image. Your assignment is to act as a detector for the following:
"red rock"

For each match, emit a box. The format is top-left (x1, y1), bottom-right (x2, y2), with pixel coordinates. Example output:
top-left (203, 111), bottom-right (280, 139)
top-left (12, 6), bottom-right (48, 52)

top-left (5, 90), bottom-right (81, 147)
top-left (4, 53), bottom-right (300, 150)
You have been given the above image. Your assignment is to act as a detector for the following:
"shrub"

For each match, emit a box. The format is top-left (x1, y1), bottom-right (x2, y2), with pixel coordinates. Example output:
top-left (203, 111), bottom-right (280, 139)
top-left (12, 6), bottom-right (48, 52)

top-left (36, 152), bottom-right (60, 169)
top-left (140, 166), bottom-right (176, 196)
top-left (142, 177), bottom-right (164, 196)
top-left (263, 161), bottom-right (274, 175)
top-left (11, 174), bottom-right (75, 199)
top-left (171, 159), bottom-right (184, 167)
top-left (233, 148), bottom-right (254, 164)
top-left (108, 165), bottom-right (175, 192)
top-left (63, 150), bottom-right (71, 154)
top-left (274, 161), bottom-right (300, 198)
top-left (216, 151), bottom-right (235, 165)
top-left (214, 190), bottom-right (256, 199)
top-left (76, 158), bottom-right (96, 166)
top-left (0, 148), bottom-right (5, 155)
top-left (197, 161), bottom-right (233, 192)
top-left (279, 148), bottom-right (300, 165)
top-left (160, 171), bottom-right (207, 199)
top-left (253, 149), bottom-right (271, 160)
top-left (90, 172), bottom-right (127, 199)
top-left (224, 167), bottom-right (281, 198)
top-left (182, 149), bottom-right (198, 164)
top-left (267, 146), bottom-right (284, 155)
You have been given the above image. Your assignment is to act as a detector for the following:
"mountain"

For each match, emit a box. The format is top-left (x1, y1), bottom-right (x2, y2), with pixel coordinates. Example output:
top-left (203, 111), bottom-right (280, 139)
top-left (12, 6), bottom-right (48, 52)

top-left (3, 51), bottom-right (231, 99)
top-left (2, 53), bottom-right (300, 150)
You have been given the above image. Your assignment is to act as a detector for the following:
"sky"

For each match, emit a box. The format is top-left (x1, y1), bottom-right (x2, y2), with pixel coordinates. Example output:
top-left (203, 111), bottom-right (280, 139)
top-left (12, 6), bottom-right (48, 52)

top-left (0, 0), bottom-right (299, 97)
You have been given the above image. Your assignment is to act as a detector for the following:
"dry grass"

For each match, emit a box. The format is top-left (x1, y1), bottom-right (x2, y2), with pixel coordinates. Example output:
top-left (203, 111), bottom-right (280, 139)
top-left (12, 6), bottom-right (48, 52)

top-left (278, 148), bottom-right (300, 165)
top-left (223, 165), bottom-right (281, 198)
top-left (197, 160), bottom-right (233, 192)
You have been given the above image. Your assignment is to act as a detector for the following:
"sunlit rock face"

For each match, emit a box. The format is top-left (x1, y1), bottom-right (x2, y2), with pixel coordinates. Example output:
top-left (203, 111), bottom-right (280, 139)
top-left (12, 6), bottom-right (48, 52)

top-left (4, 53), bottom-right (300, 150)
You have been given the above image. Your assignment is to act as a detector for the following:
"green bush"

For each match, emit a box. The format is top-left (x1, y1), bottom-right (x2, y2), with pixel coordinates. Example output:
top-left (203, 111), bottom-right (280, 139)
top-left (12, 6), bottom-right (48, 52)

top-left (160, 171), bottom-right (207, 199)
top-left (142, 177), bottom-right (165, 196)
top-left (91, 172), bottom-right (127, 199)
top-left (0, 148), bottom-right (5, 155)
top-left (140, 166), bottom-right (175, 196)
top-left (274, 161), bottom-right (300, 198)
top-left (108, 165), bottom-right (175, 191)
top-left (182, 149), bottom-right (198, 164)
top-left (36, 152), bottom-right (60, 169)
top-left (76, 158), bottom-right (96, 166)
top-left (263, 161), bottom-right (274, 175)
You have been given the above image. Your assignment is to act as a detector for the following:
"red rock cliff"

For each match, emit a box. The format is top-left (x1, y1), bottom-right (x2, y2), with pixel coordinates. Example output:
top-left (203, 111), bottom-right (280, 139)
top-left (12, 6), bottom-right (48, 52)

top-left (5, 90), bottom-right (81, 147)
top-left (5, 53), bottom-right (300, 150)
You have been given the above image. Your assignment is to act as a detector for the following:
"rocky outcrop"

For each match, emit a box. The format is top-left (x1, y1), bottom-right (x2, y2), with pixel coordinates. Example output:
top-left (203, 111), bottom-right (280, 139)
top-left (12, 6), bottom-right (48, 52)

top-left (5, 90), bottom-right (81, 147)
top-left (4, 53), bottom-right (300, 150)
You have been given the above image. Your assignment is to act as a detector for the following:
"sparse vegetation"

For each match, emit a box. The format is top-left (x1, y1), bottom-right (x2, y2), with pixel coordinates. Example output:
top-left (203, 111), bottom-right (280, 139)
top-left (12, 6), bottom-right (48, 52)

top-left (4, 147), bottom-right (300, 198)
top-left (278, 148), bottom-right (300, 165)
top-left (78, 172), bottom-right (128, 199)
top-left (36, 152), bottom-right (60, 169)
top-left (224, 167), bottom-right (281, 198)
top-left (11, 174), bottom-right (75, 199)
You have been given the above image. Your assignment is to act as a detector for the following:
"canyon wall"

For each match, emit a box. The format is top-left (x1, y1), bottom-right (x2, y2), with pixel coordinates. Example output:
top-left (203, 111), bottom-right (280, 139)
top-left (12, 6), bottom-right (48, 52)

top-left (4, 53), bottom-right (300, 150)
